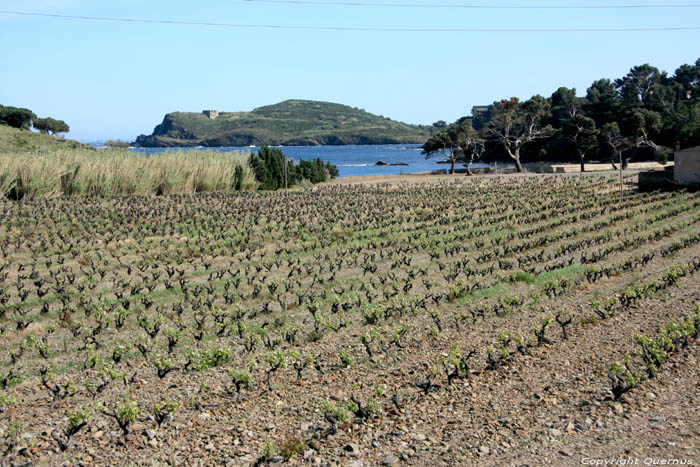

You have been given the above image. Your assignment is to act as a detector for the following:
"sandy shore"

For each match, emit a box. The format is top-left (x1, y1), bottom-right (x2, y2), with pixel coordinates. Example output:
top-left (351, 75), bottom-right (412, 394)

top-left (550, 161), bottom-right (671, 173)
top-left (328, 161), bottom-right (671, 185)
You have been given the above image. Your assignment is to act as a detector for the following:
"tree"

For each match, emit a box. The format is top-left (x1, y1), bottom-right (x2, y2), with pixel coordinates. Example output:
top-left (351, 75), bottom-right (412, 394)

top-left (585, 79), bottom-right (619, 126)
top-left (550, 87), bottom-right (584, 127)
top-left (422, 131), bottom-right (458, 173)
top-left (432, 120), bottom-right (447, 129)
top-left (250, 145), bottom-right (287, 190)
top-left (615, 64), bottom-right (663, 108)
top-left (487, 96), bottom-right (553, 173)
top-left (423, 131), bottom-right (458, 175)
top-left (422, 120), bottom-right (484, 175)
top-left (561, 114), bottom-right (598, 172)
top-left (674, 59), bottom-right (700, 102)
top-left (0, 106), bottom-right (36, 129)
top-left (453, 120), bottom-right (484, 175)
top-left (619, 108), bottom-right (663, 165)
top-left (600, 122), bottom-right (626, 169)
top-left (296, 158), bottom-right (335, 183)
top-left (249, 146), bottom-right (336, 189)
top-left (677, 102), bottom-right (700, 148)
top-left (33, 117), bottom-right (70, 135)
top-left (426, 58), bottom-right (700, 167)
top-left (586, 79), bottom-right (617, 106)
top-left (33, 118), bottom-right (50, 134)
top-left (600, 122), bottom-right (627, 202)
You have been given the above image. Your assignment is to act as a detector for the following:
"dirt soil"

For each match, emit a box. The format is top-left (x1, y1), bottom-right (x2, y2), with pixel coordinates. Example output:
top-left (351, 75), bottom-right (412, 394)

top-left (0, 171), bottom-right (698, 467)
top-left (329, 163), bottom-right (668, 186)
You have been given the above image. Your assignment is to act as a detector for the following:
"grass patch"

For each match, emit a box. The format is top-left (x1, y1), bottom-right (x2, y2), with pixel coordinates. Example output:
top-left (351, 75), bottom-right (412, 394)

top-left (533, 264), bottom-right (585, 285)
top-left (0, 132), bottom-right (257, 199)
top-left (489, 228), bottom-right (510, 239)
top-left (457, 282), bottom-right (507, 305)
top-left (508, 271), bottom-right (537, 284)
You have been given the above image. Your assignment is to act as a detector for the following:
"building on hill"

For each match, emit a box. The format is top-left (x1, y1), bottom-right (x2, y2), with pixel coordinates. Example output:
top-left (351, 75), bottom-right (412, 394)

top-left (674, 145), bottom-right (700, 187)
top-left (471, 106), bottom-right (490, 119)
top-left (203, 110), bottom-right (220, 120)
top-left (471, 105), bottom-right (492, 129)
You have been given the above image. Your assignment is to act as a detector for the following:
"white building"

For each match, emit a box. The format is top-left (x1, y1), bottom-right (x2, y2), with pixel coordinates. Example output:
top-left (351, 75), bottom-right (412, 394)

top-left (674, 146), bottom-right (700, 187)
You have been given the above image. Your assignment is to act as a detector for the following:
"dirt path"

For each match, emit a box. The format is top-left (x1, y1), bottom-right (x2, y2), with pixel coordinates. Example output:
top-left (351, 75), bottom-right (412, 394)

top-left (328, 163), bottom-right (668, 186)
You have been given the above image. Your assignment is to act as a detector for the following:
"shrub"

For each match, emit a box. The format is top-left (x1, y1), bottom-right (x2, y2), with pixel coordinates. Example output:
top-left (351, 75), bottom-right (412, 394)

top-left (339, 349), bottom-right (354, 367)
top-left (51, 408), bottom-right (90, 451)
top-left (153, 400), bottom-right (179, 427)
top-left (609, 356), bottom-right (642, 400)
top-left (230, 370), bottom-right (251, 399)
top-left (279, 435), bottom-right (306, 460)
top-left (0, 391), bottom-right (16, 410)
top-left (186, 346), bottom-right (233, 371)
top-left (262, 440), bottom-right (278, 460)
top-left (249, 145), bottom-right (338, 190)
top-left (321, 400), bottom-right (350, 423)
top-left (104, 140), bottom-right (131, 148)
top-left (98, 397), bottom-right (139, 436)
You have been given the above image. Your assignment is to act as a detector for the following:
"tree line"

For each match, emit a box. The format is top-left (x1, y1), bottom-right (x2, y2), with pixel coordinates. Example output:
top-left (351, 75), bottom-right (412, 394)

top-left (0, 104), bottom-right (70, 136)
top-left (250, 145), bottom-right (339, 190)
top-left (424, 58), bottom-right (700, 173)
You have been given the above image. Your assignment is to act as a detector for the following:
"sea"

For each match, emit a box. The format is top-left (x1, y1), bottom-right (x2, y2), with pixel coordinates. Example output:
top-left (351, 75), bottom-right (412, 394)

top-left (128, 144), bottom-right (491, 178)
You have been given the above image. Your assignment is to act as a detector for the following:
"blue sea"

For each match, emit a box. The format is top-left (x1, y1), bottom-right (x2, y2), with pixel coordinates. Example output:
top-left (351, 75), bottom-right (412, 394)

top-left (129, 145), bottom-right (490, 178)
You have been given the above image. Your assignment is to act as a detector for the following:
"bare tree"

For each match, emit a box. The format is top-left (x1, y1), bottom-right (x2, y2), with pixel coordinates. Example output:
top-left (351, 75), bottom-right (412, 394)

top-left (456, 120), bottom-right (484, 175)
top-left (487, 96), bottom-right (553, 173)
top-left (561, 114), bottom-right (598, 172)
top-left (423, 119), bottom-right (485, 175)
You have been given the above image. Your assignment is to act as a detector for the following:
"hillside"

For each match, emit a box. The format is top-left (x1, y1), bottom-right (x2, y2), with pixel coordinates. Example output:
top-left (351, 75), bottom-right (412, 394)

top-left (0, 124), bottom-right (92, 152)
top-left (134, 100), bottom-right (435, 147)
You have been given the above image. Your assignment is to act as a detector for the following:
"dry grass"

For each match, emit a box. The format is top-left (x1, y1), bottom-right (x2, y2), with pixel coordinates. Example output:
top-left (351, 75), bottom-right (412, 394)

top-left (0, 146), bottom-right (257, 199)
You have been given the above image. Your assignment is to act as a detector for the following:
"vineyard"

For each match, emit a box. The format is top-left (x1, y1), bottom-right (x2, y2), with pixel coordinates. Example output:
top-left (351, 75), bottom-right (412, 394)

top-left (1, 173), bottom-right (699, 465)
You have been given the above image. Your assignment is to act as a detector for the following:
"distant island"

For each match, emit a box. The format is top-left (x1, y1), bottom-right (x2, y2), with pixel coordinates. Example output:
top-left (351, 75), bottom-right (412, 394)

top-left (133, 100), bottom-right (436, 147)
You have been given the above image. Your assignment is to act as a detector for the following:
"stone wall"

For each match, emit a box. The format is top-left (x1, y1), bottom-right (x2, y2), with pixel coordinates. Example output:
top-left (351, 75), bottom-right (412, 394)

top-left (203, 110), bottom-right (220, 120)
top-left (674, 148), bottom-right (700, 186)
top-left (638, 169), bottom-right (676, 191)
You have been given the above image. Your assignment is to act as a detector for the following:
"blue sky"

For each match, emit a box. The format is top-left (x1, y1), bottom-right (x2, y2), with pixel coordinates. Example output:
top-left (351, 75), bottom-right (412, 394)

top-left (1, 0), bottom-right (699, 141)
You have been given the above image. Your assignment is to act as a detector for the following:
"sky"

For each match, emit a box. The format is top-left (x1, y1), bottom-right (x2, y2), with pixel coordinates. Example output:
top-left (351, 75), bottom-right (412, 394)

top-left (1, 1), bottom-right (699, 142)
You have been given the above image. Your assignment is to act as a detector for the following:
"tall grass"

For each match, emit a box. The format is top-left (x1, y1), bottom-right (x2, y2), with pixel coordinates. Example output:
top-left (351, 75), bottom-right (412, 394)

top-left (0, 147), bottom-right (258, 199)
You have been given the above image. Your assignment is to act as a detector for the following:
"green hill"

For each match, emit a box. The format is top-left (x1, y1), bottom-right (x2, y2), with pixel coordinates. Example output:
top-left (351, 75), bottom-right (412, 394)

top-left (0, 124), bottom-right (92, 153)
top-left (134, 100), bottom-right (435, 147)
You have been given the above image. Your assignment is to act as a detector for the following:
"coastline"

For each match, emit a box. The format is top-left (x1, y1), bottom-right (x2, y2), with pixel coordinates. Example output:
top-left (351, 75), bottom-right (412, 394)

top-left (123, 143), bottom-right (671, 182)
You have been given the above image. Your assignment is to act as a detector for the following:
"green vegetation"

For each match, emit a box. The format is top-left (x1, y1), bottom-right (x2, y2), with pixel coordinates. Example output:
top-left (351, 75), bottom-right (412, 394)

top-left (0, 124), bottom-right (88, 153)
top-left (0, 105), bottom-right (36, 130)
top-left (0, 126), bottom-right (335, 199)
top-left (609, 304), bottom-right (700, 400)
top-left (429, 58), bottom-right (700, 172)
top-left (249, 145), bottom-right (338, 190)
top-left (423, 119), bottom-right (484, 174)
top-left (0, 135), bottom-right (256, 199)
top-left (279, 435), bottom-right (306, 461)
top-left (33, 117), bottom-right (70, 136)
top-left (104, 140), bottom-right (131, 148)
top-left (1, 103), bottom-right (69, 136)
top-left (134, 99), bottom-right (435, 147)
top-left (2, 172), bottom-right (700, 462)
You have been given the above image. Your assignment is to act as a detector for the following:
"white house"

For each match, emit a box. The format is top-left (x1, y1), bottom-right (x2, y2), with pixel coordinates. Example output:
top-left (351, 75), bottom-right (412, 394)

top-left (674, 146), bottom-right (700, 187)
